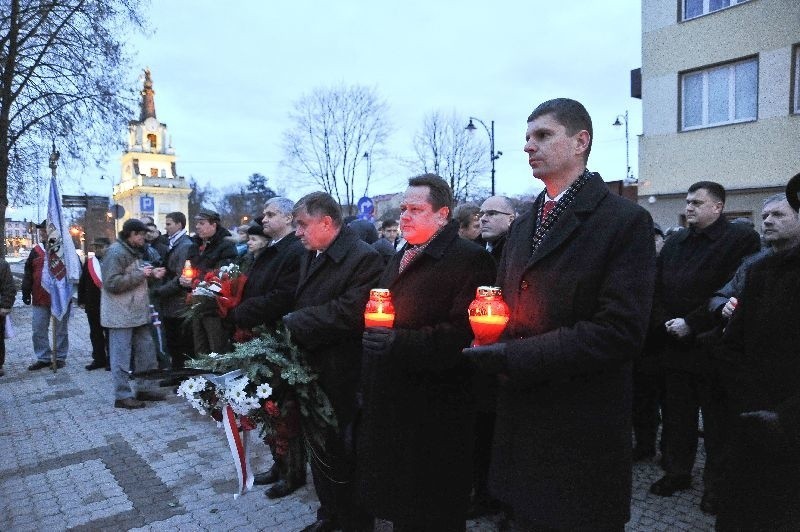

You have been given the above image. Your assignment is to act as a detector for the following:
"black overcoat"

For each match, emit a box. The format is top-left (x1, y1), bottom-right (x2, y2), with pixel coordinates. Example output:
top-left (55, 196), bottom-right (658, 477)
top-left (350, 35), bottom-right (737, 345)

top-left (715, 245), bottom-right (800, 530)
top-left (357, 221), bottom-right (496, 522)
top-left (652, 217), bottom-right (760, 373)
top-left (283, 225), bottom-right (384, 429)
top-left (492, 174), bottom-right (656, 529)
top-left (232, 234), bottom-right (305, 329)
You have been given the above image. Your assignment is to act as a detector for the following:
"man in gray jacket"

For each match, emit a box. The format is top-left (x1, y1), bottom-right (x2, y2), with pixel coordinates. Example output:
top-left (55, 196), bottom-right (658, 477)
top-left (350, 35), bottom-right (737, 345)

top-left (102, 219), bottom-right (166, 409)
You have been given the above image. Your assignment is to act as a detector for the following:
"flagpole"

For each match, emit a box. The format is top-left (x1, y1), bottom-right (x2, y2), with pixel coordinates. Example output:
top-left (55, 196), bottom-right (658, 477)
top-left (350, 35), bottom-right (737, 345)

top-left (49, 144), bottom-right (59, 373)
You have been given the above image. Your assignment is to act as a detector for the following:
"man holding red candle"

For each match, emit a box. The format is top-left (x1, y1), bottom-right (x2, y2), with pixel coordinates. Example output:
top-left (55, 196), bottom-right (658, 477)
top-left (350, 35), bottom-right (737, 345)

top-left (464, 98), bottom-right (656, 530)
top-left (359, 174), bottom-right (496, 531)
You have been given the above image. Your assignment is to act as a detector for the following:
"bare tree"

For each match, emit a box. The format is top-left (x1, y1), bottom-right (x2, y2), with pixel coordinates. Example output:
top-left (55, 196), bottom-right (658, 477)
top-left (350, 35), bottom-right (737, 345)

top-left (282, 84), bottom-right (390, 214)
top-left (412, 110), bottom-right (489, 203)
top-left (0, 0), bottom-right (147, 253)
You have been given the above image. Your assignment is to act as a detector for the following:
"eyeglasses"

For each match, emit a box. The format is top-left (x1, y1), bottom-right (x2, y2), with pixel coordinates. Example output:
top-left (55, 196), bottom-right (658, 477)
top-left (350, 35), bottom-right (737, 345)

top-left (478, 210), bottom-right (513, 218)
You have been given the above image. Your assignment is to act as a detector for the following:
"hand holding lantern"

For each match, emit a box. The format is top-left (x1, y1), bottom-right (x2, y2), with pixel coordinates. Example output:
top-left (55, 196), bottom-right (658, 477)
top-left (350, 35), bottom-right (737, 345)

top-left (364, 288), bottom-right (395, 328)
top-left (468, 286), bottom-right (510, 346)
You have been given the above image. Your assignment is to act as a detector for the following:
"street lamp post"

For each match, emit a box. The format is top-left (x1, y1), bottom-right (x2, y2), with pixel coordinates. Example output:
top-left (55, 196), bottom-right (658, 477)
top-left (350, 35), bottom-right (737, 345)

top-left (612, 111), bottom-right (633, 182)
top-left (465, 117), bottom-right (502, 196)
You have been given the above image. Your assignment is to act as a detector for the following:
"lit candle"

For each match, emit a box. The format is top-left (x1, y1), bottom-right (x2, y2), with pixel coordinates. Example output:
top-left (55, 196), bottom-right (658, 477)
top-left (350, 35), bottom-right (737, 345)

top-left (468, 286), bottom-right (510, 346)
top-left (364, 289), bottom-right (395, 328)
top-left (181, 259), bottom-right (195, 279)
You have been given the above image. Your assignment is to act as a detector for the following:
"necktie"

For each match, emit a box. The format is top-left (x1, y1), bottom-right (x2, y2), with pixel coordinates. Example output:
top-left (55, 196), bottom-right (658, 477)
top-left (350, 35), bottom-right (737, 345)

top-left (541, 200), bottom-right (557, 222)
top-left (399, 246), bottom-right (421, 273)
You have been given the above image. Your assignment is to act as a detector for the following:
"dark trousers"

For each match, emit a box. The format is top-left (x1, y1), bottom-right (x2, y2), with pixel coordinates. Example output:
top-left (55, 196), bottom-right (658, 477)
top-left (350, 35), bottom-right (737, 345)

top-left (162, 316), bottom-right (194, 369)
top-left (662, 370), bottom-right (729, 493)
top-left (473, 410), bottom-right (496, 499)
top-left (309, 428), bottom-right (372, 532)
top-left (632, 367), bottom-right (663, 452)
top-left (86, 306), bottom-right (108, 365)
top-left (0, 316), bottom-right (5, 368)
top-left (716, 420), bottom-right (800, 531)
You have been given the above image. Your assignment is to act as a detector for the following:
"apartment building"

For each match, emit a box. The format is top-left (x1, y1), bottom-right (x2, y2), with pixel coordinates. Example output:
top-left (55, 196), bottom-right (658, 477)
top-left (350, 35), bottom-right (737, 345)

top-left (638, 0), bottom-right (800, 228)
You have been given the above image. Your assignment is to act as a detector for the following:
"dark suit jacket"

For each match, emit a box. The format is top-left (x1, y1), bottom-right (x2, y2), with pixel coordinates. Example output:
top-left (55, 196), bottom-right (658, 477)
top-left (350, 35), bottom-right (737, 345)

top-left (283, 225), bottom-right (384, 428)
top-left (653, 216), bottom-right (760, 372)
top-left (358, 220), bottom-right (496, 522)
top-left (232, 234), bottom-right (305, 329)
top-left (492, 173), bottom-right (656, 529)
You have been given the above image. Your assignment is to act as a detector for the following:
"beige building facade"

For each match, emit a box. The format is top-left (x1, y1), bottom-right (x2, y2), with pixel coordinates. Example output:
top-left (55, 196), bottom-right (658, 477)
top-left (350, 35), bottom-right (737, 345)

top-left (638, 0), bottom-right (800, 229)
top-left (113, 69), bottom-right (191, 230)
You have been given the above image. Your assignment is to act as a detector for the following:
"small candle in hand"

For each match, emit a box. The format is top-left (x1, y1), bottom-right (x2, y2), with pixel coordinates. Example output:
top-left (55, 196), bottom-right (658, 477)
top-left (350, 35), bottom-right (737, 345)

top-left (468, 286), bottom-right (510, 346)
top-left (364, 288), bottom-right (395, 328)
top-left (181, 259), bottom-right (195, 279)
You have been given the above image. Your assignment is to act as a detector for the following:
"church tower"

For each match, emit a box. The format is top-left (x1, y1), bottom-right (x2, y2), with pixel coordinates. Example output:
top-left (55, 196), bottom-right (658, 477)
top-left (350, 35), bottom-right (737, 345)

top-left (114, 69), bottom-right (191, 229)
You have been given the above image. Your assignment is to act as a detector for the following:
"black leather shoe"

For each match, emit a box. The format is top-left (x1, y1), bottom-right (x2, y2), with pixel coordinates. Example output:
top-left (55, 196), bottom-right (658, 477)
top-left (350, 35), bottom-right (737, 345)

top-left (27, 361), bottom-right (49, 371)
top-left (85, 361), bottom-right (106, 371)
top-left (265, 478), bottom-right (306, 499)
top-left (253, 467), bottom-right (280, 485)
top-left (115, 398), bottom-right (146, 409)
top-left (300, 519), bottom-right (336, 532)
top-left (649, 474), bottom-right (692, 496)
top-left (135, 391), bottom-right (166, 401)
top-left (700, 491), bottom-right (718, 514)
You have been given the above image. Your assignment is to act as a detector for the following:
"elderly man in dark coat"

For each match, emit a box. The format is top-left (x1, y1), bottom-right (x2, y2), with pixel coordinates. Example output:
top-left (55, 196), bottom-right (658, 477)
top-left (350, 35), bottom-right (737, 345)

top-left (282, 192), bottom-right (383, 532)
top-left (465, 98), bottom-right (656, 530)
top-left (359, 174), bottom-right (496, 531)
top-left (714, 172), bottom-right (800, 531)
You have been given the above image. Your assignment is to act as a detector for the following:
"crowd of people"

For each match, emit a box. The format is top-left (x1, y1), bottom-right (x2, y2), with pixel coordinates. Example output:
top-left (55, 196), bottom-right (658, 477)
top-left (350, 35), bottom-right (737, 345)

top-left (8, 96), bottom-right (799, 531)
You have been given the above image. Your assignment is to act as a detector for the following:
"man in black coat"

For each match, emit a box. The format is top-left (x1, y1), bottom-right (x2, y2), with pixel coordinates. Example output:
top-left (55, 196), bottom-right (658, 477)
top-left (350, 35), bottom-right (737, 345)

top-left (464, 98), bottom-right (656, 530)
top-left (650, 181), bottom-right (760, 512)
top-left (359, 175), bottom-right (496, 531)
top-left (151, 212), bottom-right (197, 380)
top-left (78, 237), bottom-right (111, 370)
top-left (282, 192), bottom-right (383, 532)
top-left (179, 209), bottom-right (238, 355)
top-left (715, 172), bottom-right (800, 531)
top-left (231, 198), bottom-right (307, 500)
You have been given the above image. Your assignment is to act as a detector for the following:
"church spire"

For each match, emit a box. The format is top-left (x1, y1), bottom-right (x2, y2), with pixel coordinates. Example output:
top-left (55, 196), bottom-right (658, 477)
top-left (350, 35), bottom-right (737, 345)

top-left (139, 68), bottom-right (156, 121)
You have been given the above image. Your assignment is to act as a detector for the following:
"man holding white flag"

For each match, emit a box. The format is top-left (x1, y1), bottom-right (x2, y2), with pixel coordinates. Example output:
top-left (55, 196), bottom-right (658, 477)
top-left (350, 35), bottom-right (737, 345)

top-left (24, 173), bottom-right (82, 370)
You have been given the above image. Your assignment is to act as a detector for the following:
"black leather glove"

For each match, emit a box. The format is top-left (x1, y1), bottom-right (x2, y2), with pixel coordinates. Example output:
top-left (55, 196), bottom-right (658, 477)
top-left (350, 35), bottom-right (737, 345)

top-left (362, 327), bottom-right (396, 357)
top-left (739, 410), bottom-right (787, 452)
top-left (22, 294), bottom-right (31, 305)
top-left (463, 343), bottom-right (508, 375)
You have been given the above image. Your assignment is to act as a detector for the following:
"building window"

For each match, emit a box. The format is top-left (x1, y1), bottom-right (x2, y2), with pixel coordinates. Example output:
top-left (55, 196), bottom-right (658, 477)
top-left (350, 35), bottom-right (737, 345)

top-left (683, 0), bottom-right (750, 20)
top-left (681, 58), bottom-right (758, 130)
top-left (147, 134), bottom-right (157, 150)
top-left (150, 168), bottom-right (159, 177)
top-left (793, 45), bottom-right (800, 114)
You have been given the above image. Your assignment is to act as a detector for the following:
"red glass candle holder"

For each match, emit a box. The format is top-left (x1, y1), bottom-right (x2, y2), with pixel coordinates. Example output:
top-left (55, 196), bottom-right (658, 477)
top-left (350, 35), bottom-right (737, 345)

top-left (468, 286), bottom-right (510, 346)
top-left (364, 288), bottom-right (395, 328)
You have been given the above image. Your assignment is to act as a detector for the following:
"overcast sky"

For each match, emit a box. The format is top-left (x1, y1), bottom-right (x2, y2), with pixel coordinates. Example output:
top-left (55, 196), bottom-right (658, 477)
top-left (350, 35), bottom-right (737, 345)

top-left (20, 0), bottom-right (643, 221)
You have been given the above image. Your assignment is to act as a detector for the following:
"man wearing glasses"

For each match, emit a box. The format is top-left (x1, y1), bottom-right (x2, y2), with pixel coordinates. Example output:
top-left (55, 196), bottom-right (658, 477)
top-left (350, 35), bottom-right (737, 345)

top-left (478, 196), bottom-right (516, 263)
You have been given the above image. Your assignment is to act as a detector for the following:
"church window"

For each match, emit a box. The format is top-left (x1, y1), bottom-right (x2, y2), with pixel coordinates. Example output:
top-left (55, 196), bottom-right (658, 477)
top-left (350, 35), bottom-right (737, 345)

top-left (147, 134), bottom-right (157, 149)
top-left (150, 168), bottom-right (158, 177)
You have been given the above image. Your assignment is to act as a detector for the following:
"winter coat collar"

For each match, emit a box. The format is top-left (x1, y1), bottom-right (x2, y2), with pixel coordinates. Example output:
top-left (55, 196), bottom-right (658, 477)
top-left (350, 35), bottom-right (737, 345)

top-left (519, 173), bottom-right (609, 268)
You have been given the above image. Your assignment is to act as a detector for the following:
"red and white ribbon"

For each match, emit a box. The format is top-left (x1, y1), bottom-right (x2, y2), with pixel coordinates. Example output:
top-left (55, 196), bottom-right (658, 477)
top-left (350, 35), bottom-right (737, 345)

top-left (222, 404), bottom-right (254, 498)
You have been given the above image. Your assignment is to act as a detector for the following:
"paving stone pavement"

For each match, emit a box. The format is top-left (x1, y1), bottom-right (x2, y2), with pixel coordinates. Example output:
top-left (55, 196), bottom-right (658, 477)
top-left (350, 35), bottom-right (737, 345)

top-left (0, 287), bottom-right (716, 531)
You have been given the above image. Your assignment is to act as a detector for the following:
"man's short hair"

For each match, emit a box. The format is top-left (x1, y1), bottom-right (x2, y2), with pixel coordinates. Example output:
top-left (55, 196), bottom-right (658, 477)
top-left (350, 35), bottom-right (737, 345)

top-left (267, 197), bottom-right (295, 216)
top-left (763, 193), bottom-right (788, 208)
top-left (166, 212), bottom-right (186, 229)
top-left (408, 173), bottom-right (453, 219)
top-left (453, 203), bottom-right (480, 229)
top-left (294, 192), bottom-right (343, 227)
top-left (688, 181), bottom-right (726, 204)
top-left (381, 219), bottom-right (398, 230)
top-left (527, 98), bottom-right (593, 161)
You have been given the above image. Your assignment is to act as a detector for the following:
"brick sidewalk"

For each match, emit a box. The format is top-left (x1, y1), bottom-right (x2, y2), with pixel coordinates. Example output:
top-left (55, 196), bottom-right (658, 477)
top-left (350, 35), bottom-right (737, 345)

top-left (0, 295), bottom-right (715, 531)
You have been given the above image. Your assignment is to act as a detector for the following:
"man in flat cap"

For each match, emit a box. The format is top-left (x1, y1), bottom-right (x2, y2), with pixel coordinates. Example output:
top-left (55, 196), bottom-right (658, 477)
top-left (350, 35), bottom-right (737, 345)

top-left (78, 237), bottom-right (112, 370)
top-left (102, 219), bottom-right (166, 408)
top-left (179, 208), bottom-right (237, 355)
